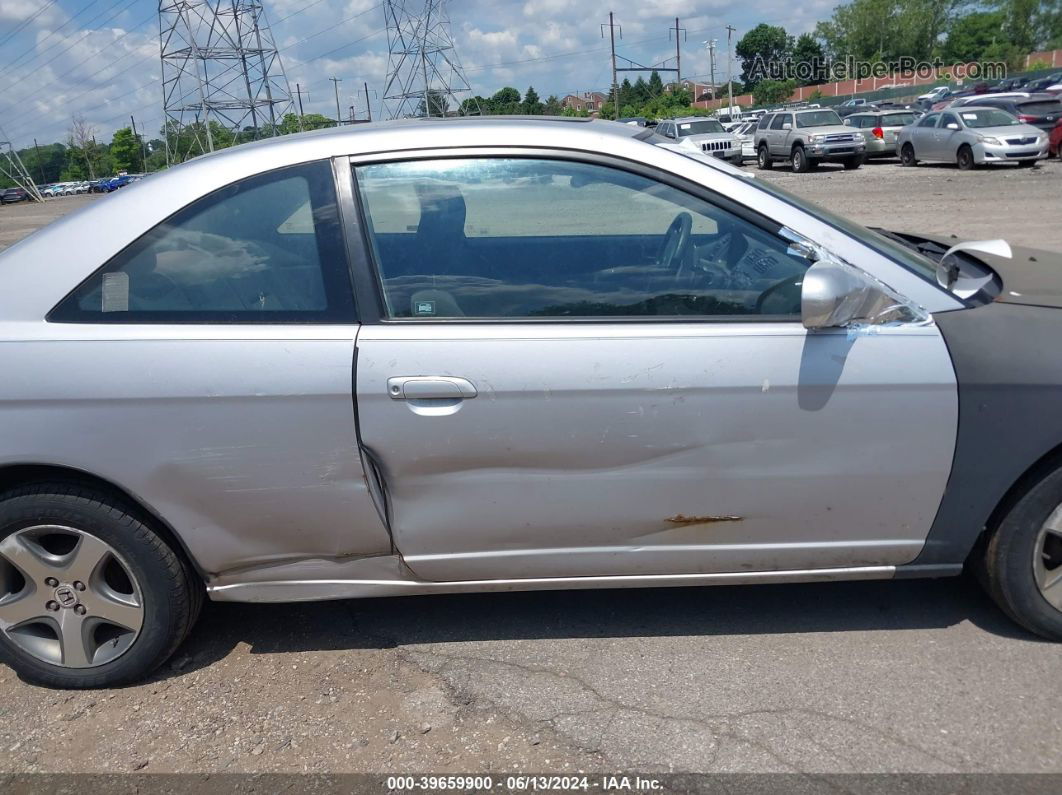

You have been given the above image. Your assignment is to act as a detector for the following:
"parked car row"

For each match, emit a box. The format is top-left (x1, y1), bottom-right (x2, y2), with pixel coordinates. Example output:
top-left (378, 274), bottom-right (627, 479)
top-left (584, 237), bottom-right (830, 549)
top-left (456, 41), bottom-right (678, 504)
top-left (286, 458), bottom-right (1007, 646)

top-left (698, 91), bottom-right (1061, 172)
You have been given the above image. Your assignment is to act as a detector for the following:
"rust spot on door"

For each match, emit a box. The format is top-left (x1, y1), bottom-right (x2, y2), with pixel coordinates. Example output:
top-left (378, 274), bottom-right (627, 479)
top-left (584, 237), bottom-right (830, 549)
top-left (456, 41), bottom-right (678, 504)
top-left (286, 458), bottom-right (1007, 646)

top-left (666, 514), bottom-right (743, 525)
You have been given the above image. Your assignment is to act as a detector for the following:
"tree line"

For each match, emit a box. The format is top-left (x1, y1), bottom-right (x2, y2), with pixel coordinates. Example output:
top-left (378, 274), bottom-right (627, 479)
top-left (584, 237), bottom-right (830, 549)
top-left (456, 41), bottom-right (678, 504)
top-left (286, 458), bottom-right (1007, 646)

top-left (738, 0), bottom-right (1062, 104)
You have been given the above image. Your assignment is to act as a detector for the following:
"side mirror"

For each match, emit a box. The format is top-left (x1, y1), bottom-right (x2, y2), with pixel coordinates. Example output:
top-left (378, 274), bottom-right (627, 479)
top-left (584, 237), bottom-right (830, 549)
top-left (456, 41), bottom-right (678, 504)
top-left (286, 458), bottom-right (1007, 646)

top-left (782, 122), bottom-right (792, 130)
top-left (946, 122), bottom-right (960, 129)
top-left (801, 259), bottom-right (919, 330)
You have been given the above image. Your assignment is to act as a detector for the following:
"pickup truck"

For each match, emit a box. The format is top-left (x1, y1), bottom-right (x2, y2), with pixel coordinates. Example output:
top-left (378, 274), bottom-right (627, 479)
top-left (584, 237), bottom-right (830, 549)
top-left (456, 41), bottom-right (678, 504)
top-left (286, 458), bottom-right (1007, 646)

top-left (754, 108), bottom-right (866, 172)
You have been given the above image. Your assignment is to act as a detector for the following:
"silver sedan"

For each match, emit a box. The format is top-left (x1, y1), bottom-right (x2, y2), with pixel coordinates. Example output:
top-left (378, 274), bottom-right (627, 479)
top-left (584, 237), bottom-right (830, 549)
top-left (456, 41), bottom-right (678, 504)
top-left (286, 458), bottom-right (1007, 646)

top-left (1, 118), bottom-right (1061, 688)
top-left (898, 106), bottom-right (1048, 168)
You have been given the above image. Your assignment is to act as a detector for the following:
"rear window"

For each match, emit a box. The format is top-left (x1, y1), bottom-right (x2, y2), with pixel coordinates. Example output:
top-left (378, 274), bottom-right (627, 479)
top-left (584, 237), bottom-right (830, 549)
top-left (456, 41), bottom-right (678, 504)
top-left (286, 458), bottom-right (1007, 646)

top-left (1017, 101), bottom-right (1062, 116)
top-left (882, 112), bottom-right (917, 126)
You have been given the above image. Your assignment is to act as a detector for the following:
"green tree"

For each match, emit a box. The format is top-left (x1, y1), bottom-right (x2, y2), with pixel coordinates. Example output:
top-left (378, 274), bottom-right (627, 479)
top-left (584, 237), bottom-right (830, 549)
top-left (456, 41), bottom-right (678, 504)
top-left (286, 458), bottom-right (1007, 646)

top-left (736, 24), bottom-right (792, 90)
top-left (815, 0), bottom-right (960, 64)
top-left (647, 70), bottom-right (664, 98)
top-left (791, 33), bottom-right (827, 85)
top-left (485, 86), bottom-right (521, 114)
top-left (544, 94), bottom-right (562, 115)
top-left (522, 86), bottom-right (544, 114)
top-left (752, 78), bottom-right (797, 106)
top-left (109, 127), bottom-right (143, 172)
top-left (418, 88), bottom-right (450, 116)
top-left (633, 76), bottom-right (650, 103)
top-left (618, 78), bottom-right (634, 107)
top-left (942, 10), bottom-right (1005, 63)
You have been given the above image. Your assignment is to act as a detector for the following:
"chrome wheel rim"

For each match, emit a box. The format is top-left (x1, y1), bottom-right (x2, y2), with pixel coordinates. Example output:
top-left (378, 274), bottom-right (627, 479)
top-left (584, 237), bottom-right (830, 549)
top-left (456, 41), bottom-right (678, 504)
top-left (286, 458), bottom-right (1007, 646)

top-left (1034, 505), bottom-right (1062, 612)
top-left (0, 526), bottom-right (143, 668)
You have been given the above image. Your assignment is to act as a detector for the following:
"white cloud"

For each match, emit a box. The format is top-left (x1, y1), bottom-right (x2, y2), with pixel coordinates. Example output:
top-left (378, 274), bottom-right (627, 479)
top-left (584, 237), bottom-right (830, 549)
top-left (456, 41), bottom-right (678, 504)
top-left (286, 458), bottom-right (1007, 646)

top-left (0, 0), bottom-right (840, 147)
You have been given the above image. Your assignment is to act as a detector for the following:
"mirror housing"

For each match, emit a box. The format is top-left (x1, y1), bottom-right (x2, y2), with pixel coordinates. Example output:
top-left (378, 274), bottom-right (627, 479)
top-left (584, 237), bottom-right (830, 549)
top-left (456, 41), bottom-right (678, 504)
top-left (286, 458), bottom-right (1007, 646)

top-left (937, 238), bottom-right (1011, 298)
top-left (946, 122), bottom-right (960, 129)
top-left (801, 260), bottom-right (919, 330)
top-left (782, 122), bottom-right (792, 130)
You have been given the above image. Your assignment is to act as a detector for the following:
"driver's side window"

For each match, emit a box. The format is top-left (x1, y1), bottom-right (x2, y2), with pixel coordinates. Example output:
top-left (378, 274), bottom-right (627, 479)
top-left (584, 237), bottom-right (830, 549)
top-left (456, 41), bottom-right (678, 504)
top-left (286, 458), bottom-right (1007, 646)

top-left (354, 158), bottom-right (811, 320)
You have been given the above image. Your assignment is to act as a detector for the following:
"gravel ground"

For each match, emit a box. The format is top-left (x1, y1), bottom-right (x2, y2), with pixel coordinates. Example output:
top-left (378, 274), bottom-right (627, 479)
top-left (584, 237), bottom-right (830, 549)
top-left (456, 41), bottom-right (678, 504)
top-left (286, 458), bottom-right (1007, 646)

top-left (1, 161), bottom-right (1061, 776)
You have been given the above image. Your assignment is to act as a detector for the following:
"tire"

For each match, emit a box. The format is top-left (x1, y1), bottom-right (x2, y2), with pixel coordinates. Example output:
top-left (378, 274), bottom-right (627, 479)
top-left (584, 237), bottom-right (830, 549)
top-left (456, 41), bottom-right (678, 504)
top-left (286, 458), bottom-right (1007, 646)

top-left (791, 145), bottom-right (810, 173)
top-left (0, 482), bottom-right (202, 688)
top-left (757, 144), bottom-right (773, 170)
top-left (900, 143), bottom-right (918, 166)
top-left (957, 145), bottom-right (976, 170)
top-left (843, 154), bottom-right (864, 170)
top-left (981, 466), bottom-right (1062, 640)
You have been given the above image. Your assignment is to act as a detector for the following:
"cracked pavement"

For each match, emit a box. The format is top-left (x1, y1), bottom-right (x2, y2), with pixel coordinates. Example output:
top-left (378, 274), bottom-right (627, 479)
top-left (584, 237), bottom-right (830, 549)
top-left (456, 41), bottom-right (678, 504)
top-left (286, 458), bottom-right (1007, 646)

top-left (1, 578), bottom-right (1060, 773)
top-left (2, 161), bottom-right (1062, 775)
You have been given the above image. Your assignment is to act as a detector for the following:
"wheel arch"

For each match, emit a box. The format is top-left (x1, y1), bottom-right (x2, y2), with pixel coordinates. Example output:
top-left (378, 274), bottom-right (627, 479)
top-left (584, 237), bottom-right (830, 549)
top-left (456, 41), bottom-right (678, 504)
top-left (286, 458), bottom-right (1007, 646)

top-left (0, 463), bottom-right (205, 577)
top-left (976, 439), bottom-right (1062, 559)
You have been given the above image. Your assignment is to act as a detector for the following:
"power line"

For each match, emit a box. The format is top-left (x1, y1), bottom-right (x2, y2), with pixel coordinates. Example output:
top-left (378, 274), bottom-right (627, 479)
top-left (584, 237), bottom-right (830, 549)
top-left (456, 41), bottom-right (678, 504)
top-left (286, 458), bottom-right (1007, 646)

top-left (0, 0), bottom-right (60, 49)
top-left (2, 0), bottom-right (102, 71)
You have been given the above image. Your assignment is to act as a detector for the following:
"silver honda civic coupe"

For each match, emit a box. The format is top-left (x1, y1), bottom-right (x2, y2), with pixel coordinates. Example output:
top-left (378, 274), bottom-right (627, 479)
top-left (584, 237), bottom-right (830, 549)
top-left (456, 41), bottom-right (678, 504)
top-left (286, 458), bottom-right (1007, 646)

top-left (1, 117), bottom-right (1061, 688)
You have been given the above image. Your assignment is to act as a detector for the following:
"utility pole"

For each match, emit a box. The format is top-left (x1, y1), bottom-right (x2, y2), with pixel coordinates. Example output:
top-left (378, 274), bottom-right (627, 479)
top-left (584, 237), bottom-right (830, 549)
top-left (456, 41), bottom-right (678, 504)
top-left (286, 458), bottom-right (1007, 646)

top-left (601, 12), bottom-right (621, 119)
top-left (704, 40), bottom-right (717, 105)
top-left (295, 82), bottom-right (306, 117)
top-left (329, 76), bottom-right (343, 126)
top-left (670, 18), bottom-right (686, 84)
top-left (364, 82), bottom-right (372, 121)
top-left (130, 116), bottom-right (148, 173)
top-left (349, 105), bottom-right (355, 124)
top-left (725, 24), bottom-right (737, 113)
top-left (32, 138), bottom-right (45, 183)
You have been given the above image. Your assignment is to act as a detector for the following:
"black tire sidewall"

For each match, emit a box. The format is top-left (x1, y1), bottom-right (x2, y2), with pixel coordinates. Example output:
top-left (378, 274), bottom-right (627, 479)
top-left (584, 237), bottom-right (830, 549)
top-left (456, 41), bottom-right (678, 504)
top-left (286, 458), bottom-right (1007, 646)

top-left (757, 145), bottom-right (771, 169)
top-left (958, 147), bottom-right (974, 170)
top-left (792, 147), bottom-right (807, 172)
top-left (987, 467), bottom-right (1062, 639)
top-left (0, 488), bottom-right (192, 688)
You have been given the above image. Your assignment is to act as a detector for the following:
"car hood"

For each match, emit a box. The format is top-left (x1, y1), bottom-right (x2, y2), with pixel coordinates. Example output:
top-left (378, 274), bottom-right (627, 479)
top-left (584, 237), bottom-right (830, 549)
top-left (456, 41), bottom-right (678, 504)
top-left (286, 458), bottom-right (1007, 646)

top-left (966, 123), bottom-right (1044, 138)
top-left (800, 125), bottom-right (856, 136)
top-left (896, 231), bottom-right (1062, 310)
top-left (680, 133), bottom-right (736, 143)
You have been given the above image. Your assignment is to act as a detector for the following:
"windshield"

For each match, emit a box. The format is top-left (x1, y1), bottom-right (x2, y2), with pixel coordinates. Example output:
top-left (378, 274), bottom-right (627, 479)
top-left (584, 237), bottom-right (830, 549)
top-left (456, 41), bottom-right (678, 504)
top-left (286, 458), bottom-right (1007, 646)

top-left (796, 110), bottom-right (843, 128)
top-left (960, 109), bottom-right (1020, 128)
top-left (882, 112), bottom-right (918, 126)
top-left (675, 119), bottom-right (725, 136)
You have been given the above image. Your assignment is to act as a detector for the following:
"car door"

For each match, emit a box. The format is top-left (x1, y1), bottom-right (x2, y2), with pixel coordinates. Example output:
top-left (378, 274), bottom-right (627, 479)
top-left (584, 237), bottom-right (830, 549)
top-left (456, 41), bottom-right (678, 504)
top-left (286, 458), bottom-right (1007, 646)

top-left (348, 153), bottom-right (957, 582)
top-left (769, 113), bottom-right (791, 156)
top-left (36, 160), bottom-right (392, 575)
top-left (936, 112), bottom-right (964, 160)
top-left (912, 112), bottom-right (942, 158)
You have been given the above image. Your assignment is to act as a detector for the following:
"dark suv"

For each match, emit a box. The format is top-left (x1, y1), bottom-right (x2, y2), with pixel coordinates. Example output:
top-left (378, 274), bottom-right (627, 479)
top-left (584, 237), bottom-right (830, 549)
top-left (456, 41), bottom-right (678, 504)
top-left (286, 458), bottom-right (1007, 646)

top-left (972, 94), bottom-right (1062, 133)
top-left (0, 187), bottom-right (28, 204)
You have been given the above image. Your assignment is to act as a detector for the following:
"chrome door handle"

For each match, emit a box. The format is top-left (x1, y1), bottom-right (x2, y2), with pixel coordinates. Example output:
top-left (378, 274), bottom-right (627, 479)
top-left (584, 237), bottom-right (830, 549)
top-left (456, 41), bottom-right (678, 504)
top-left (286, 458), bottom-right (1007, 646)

top-left (387, 376), bottom-right (478, 401)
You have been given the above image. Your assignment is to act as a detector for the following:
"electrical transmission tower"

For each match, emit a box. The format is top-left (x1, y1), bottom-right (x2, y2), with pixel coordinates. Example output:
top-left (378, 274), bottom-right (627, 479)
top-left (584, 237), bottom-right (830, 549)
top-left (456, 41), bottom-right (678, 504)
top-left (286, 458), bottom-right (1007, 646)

top-left (159, 1), bottom-right (295, 164)
top-left (0, 127), bottom-right (44, 202)
top-left (382, 0), bottom-right (478, 119)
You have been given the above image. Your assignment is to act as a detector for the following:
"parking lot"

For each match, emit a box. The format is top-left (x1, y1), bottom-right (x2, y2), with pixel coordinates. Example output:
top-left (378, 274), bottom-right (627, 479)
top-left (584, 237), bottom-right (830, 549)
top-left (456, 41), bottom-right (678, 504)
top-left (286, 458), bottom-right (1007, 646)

top-left (1, 158), bottom-right (1061, 775)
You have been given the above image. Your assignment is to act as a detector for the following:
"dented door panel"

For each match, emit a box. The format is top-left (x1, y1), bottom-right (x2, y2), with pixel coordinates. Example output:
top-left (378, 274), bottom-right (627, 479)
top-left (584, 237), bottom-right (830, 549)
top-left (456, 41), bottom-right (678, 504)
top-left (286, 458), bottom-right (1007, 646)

top-left (355, 322), bottom-right (958, 581)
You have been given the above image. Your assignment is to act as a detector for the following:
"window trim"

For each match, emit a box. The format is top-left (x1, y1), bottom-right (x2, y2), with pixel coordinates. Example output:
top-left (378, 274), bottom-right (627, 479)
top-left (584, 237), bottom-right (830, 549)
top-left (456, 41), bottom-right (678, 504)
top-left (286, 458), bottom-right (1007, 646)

top-left (344, 147), bottom-right (807, 326)
top-left (47, 159), bottom-right (358, 325)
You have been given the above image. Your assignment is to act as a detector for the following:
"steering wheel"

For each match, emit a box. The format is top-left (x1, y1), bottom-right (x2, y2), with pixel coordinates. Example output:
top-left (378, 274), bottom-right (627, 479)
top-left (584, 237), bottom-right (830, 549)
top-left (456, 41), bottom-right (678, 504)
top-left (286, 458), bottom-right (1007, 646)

top-left (658, 212), bottom-right (693, 273)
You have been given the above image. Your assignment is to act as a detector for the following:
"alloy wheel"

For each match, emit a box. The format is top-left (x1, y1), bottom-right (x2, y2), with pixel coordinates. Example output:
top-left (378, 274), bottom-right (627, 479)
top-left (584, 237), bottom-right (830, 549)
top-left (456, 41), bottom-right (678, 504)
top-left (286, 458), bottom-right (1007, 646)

top-left (1034, 505), bottom-right (1062, 611)
top-left (0, 525), bottom-right (143, 668)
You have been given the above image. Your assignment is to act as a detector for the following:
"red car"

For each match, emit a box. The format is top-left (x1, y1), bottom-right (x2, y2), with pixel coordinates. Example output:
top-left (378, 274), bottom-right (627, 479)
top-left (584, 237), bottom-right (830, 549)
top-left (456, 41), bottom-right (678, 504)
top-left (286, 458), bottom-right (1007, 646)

top-left (1051, 118), bottom-right (1062, 158)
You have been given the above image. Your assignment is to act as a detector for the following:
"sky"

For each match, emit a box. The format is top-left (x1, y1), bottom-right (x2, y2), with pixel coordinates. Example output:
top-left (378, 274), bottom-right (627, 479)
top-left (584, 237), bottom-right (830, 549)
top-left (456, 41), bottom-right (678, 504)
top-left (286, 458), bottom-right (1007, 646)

top-left (0, 0), bottom-right (837, 149)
